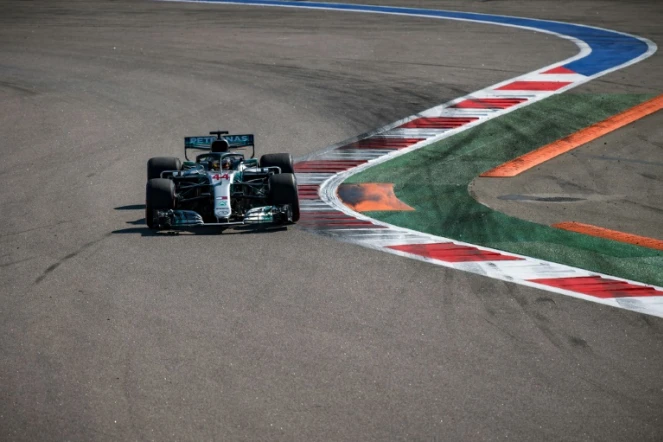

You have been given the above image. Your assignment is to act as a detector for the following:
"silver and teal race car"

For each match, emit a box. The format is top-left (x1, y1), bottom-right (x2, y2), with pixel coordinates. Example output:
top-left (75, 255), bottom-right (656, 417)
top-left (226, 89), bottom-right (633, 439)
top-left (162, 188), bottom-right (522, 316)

top-left (145, 131), bottom-right (299, 230)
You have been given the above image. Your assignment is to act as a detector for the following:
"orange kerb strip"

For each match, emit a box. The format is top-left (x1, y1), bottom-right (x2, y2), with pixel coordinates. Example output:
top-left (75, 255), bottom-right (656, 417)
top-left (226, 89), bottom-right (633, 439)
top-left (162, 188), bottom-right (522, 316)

top-left (481, 93), bottom-right (663, 177)
top-left (553, 222), bottom-right (663, 251)
top-left (337, 183), bottom-right (415, 212)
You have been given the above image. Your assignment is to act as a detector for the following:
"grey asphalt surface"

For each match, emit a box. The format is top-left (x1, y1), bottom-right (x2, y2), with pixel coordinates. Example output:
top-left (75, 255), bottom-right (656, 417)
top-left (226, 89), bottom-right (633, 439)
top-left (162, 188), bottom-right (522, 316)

top-left (1, 1), bottom-right (662, 441)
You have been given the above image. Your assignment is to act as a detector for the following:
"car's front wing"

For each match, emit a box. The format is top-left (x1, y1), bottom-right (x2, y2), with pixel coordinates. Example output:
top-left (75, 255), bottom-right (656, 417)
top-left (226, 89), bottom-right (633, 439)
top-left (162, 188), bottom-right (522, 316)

top-left (152, 205), bottom-right (293, 229)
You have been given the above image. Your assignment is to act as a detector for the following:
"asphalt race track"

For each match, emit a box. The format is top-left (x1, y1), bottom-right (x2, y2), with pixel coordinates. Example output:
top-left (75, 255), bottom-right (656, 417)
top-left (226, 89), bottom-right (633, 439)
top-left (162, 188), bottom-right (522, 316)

top-left (1, 1), bottom-right (662, 440)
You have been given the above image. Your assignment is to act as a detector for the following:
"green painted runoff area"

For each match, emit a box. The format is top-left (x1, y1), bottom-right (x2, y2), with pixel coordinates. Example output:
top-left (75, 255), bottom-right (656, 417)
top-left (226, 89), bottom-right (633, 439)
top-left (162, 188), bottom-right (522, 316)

top-left (345, 94), bottom-right (663, 287)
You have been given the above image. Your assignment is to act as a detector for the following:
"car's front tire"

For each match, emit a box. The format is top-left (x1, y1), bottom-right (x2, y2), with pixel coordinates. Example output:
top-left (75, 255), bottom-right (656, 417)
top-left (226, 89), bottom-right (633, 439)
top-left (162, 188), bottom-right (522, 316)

top-left (269, 173), bottom-right (300, 223)
top-left (146, 178), bottom-right (176, 229)
top-left (260, 153), bottom-right (294, 174)
top-left (147, 157), bottom-right (181, 180)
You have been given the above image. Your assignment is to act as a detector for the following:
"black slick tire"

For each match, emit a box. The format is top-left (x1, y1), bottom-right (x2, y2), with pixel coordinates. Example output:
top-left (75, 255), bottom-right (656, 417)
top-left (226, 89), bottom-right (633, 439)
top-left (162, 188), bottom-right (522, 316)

top-left (145, 178), bottom-right (176, 229)
top-left (260, 153), bottom-right (294, 174)
top-left (268, 173), bottom-right (300, 222)
top-left (147, 157), bottom-right (181, 180)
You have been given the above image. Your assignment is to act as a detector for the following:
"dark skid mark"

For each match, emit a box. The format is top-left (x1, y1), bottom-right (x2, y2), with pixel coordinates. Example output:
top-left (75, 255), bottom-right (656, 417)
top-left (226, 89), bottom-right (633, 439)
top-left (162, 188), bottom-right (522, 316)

top-left (0, 256), bottom-right (36, 268)
top-left (115, 204), bottom-right (145, 211)
top-left (568, 336), bottom-right (590, 349)
top-left (330, 56), bottom-right (525, 75)
top-left (498, 194), bottom-right (586, 202)
top-left (639, 314), bottom-right (653, 327)
top-left (34, 233), bottom-right (112, 284)
top-left (640, 173), bottom-right (659, 181)
top-left (0, 219), bottom-right (74, 238)
top-left (576, 153), bottom-right (663, 167)
top-left (532, 312), bottom-right (550, 323)
top-left (0, 80), bottom-right (38, 96)
top-left (535, 296), bottom-right (557, 304)
top-left (621, 199), bottom-right (663, 215)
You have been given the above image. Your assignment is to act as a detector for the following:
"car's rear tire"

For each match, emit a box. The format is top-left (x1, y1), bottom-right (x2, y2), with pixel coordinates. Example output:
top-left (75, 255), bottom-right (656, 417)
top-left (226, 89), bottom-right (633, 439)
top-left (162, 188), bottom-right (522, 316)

top-left (260, 153), bottom-right (294, 174)
top-left (147, 157), bottom-right (181, 180)
top-left (269, 173), bottom-right (300, 222)
top-left (146, 178), bottom-right (176, 229)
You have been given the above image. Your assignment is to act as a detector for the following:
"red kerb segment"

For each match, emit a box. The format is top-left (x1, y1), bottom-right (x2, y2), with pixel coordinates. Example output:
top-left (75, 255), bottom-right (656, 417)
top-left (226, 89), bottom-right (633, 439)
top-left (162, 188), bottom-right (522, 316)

top-left (297, 185), bottom-right (320, 200)
top-left (299, 219), bottom-right (377, 225)
top-left (388, 243), bottom-right (523, 263)
top-left (339, 137), bottom-right (425, 150)
top-left (299, 211), bottom-right (352, 220)
top-left (399, 117), bottom-right (479, 129)
top-left (294, 160), bottom-right (367, 173)
top-left (542, 66), bottom-right (577, 74)
top-left (298, 210), bottom-right (384, 229)
top-left (451, 98), bottom-right (527, 109)
top-left (496, 81), bottom-right (572, 91)
top-left (530, 276), bottom-right (663, 299)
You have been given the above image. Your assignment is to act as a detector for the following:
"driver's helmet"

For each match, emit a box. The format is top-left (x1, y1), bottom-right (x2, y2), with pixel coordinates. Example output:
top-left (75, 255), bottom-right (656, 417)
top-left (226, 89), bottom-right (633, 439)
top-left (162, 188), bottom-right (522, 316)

top-left (222, 158), bottom-right (233, 170)
top-left (210, 159), bottom-right (221, 171)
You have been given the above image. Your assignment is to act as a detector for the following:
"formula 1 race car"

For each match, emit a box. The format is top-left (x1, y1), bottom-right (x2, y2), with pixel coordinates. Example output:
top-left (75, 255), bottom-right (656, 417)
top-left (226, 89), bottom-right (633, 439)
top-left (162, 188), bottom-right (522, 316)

top-left (145, 131), bottom-right (299, 230)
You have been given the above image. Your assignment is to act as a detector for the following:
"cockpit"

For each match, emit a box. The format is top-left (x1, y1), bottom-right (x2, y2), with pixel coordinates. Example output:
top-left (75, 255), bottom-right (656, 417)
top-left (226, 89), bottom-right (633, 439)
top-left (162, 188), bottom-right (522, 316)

top-left (196, 153), bottom-right (244, 171)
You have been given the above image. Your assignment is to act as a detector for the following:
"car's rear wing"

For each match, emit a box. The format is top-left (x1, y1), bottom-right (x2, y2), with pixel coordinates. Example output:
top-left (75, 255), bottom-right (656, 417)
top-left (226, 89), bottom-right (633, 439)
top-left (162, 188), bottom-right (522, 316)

top-left (184, 131), bottom-right (255, 159)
